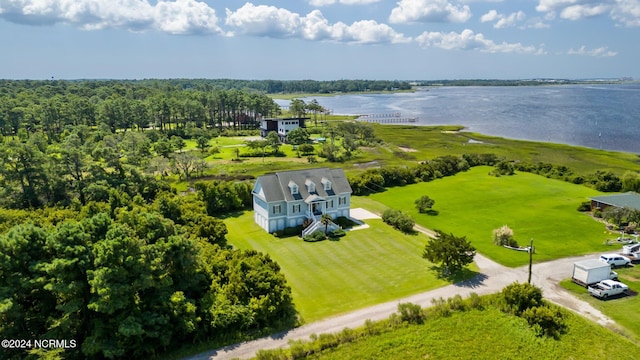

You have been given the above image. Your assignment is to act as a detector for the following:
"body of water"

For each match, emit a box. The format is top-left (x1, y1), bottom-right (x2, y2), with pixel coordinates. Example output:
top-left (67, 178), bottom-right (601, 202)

top-left (278, 84), bottom-right (640, 154)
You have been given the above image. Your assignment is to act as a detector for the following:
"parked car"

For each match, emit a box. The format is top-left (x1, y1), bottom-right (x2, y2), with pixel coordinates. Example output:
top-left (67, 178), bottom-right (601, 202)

top-left (622, 243), bottom-right (640, 255)
top-left (588, 280), bottom-right (629, 299)
top-left (599, 254), bottom-right (631, 268)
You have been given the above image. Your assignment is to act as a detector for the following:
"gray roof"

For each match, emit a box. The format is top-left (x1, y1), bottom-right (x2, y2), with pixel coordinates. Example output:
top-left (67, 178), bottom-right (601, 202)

top-left (254, 168), bottom-right (352, 202)
top-left (574, 259), bottom-right (609, 270)
top-left (590, 192), bottom-right (640, 211)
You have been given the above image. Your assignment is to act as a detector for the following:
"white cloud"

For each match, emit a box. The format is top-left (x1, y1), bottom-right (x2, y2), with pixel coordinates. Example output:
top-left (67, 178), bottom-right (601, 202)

top-left (481, 10), bottom-right (500, 22)
top-left (0, 0), bottom-right (223, 35)
top-left (536, 0), bottom-right (640, 27)
top-left (389, 0), bottom-right (472, 23)
top-left (415, 29), bottom-right (544, 54)
top-left (568, 45), bottom-right (618, 57)
top-left (225, 3), bottom-right (409, 44)
top-left (559, 4), bottom-right (610, 20)
top-left (309, 0), bottom-right (382, 5)
top-left (611, 0), bottom-right (640, 26)
top-left (481, 9), bottom-right (526, 28)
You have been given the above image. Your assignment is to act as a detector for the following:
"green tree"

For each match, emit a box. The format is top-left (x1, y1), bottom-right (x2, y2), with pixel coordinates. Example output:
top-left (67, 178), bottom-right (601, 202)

top-left (0, 224), bottom-right (55, 341)
top-left (414, 195), bottom-right (435, 213)
top-left (306, 99), bottom-right (324, 127)
top-left (266, 131), bottom-right (281, 155)
top-left (321, 214), bottom-right (333, 234)
top-left (196, 136), bottom-right (210, 153)
top-left (289, 99), bottom-right (306, 118)
top-left (286, 127), bottom-right (309, 146)
top-left (41, 221), bottom-right (93, 340)
top-left (154, 137), bottom-right (174, 158)
top-left (422, 231), bottom-right (476, 274)
top-left (0, 138), bottom-right (48, 207)
top-left (621, 171), bottom-right (640, 192)
top-left (171, 136), bottom-right (186, 153)
top-left (172, 152), bottom-right (199, 180)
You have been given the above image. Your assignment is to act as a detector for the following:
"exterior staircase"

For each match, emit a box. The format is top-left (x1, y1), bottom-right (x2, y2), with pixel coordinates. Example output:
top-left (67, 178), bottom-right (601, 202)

top-left (302, 216), bottom-right (340, 237)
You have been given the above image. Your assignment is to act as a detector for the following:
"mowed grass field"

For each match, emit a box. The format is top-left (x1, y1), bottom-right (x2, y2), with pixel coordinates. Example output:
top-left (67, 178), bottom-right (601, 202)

top-left (224, 214), bottom-right (473, 323)
top-left (359, 166), bottom-right (613, 267)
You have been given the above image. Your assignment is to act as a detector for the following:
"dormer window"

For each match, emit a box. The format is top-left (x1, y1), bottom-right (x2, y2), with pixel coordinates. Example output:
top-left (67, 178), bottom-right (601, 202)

top-left (305, 179), bottom-right (316, 193)
top-left (288, 180), bottom-right (298, 195)
top-left (321, 177), bottom-right (331, 191)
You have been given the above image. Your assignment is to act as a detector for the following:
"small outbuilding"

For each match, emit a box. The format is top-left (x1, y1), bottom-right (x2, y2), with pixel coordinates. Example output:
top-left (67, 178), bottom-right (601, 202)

top-left (589, 192), bottom-right (640, 212)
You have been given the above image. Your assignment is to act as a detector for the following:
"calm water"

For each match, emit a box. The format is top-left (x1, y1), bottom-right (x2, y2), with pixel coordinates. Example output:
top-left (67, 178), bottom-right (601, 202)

top-left (279, 84), bottom-right (640, 154)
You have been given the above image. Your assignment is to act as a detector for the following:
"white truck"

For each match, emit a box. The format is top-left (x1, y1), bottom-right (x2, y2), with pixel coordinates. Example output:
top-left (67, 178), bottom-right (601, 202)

top-left (588, 280), bottom-right (629, 299)
top-left (572, 259), bottom-right (618, 287)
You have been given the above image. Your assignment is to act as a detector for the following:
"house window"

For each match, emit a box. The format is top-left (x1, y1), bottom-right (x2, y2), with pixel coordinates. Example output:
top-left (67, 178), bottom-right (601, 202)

top-left (306, 179), bottom-right (316, 193)
top-left (328, 200), bottom-right (334, 208)
top-left (321, 177), bottom-right (332, 191)
top-left (289, 181), bottom-right (298, 195)
top-left (273, 205), bottom-right (281, 214)
top-left (293, 204), bottom-right (300, 213)
top-left (339, 196), bottom-right (347, 205)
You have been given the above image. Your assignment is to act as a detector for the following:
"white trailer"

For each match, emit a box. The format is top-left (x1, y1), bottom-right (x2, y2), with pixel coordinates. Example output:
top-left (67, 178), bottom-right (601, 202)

top-left (572, 259), bottom-right (618, 287)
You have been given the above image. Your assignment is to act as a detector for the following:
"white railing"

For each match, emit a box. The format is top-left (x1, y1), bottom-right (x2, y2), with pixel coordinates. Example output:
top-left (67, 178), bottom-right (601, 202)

top-left (302, 215), bottom-right (339, 237)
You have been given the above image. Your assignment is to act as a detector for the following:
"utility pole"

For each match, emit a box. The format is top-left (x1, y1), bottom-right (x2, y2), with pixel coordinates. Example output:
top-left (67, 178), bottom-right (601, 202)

top-left (528, 238), bottom-right (534, 284)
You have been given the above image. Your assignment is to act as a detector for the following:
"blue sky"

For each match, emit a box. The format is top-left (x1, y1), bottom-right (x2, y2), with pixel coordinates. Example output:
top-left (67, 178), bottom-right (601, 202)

top-left (1, 0), bottom-right (638, 80)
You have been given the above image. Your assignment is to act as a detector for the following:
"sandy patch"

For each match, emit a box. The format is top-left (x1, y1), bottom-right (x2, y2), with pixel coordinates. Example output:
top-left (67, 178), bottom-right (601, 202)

top-left (350, 208), bottom-right (381, 221)
top-left (397, 146), bottom-right (417, 152)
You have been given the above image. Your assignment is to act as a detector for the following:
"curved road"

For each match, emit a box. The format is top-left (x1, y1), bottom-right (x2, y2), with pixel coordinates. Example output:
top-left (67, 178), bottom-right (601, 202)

top-left (187, 252), bottom-right (617, 360)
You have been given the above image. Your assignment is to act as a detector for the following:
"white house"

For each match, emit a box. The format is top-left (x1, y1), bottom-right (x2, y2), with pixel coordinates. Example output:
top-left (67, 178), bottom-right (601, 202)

top-left (260, 117), bottom-right (309, 143)
top-left (252, 168), bottom-right (352, 235)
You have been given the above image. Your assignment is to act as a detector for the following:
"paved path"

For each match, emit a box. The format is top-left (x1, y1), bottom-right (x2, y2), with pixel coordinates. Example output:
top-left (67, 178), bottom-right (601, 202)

top-left (186, 252), bottom-right (617, 360)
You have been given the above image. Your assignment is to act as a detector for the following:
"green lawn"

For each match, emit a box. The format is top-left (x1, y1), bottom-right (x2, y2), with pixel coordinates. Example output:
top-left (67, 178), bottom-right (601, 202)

top-left (299, 307), bottom-right (640, 359)
top-left (561, 264), bottom-right (640, 342)
top-left (360, 166), bottom-right (613, 267)
top-left (224, 213), bottom-right (476, 323)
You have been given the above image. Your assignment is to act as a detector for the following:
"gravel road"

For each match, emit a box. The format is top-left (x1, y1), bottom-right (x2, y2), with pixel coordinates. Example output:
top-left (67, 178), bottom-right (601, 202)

top-left (186, 252), bottom-right (617, 360)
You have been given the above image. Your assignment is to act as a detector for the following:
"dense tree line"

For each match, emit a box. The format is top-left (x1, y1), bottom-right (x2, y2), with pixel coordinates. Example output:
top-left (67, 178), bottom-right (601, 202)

top-left (133, 79), bottom-right (412, 94)
top-left (0, 80), bottom-right (281, 137)
top-left (0, 193), bottom-right (296, 359)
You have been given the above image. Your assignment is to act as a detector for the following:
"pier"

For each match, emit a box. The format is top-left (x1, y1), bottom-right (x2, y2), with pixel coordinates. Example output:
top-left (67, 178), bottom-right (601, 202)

top-left (357, 113), bottom-right (417, 124)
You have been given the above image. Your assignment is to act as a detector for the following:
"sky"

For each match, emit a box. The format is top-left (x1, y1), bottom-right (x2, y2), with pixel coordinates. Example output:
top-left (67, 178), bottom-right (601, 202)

top-left (1, 0), bottom-right (639, 80)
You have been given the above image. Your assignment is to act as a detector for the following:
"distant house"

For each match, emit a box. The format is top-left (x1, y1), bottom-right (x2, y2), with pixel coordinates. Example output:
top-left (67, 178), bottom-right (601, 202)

top-left (260, 117), bottom-right (309, 143)
top-left (589, 192), bottom-right (640, 211)
top-left (252, 168), bottom-right (352, 236)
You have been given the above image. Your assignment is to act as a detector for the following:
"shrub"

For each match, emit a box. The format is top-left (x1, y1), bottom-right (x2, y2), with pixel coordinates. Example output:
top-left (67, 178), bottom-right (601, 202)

top-left (577, 201), bottom-right (591, 212)
top-left (328, 228), bottom-right (346, 238)
top-left (415, 195), bottom-right (435, 213)
top-left (382, 209), bottom-right (415, 233)
top-left (490, 160), bottom-right (515, 176)
top-left (501, 282), bottom-right (543, 315)
top-left (397, 302), bottom-right (425, 324)
top-left (333, 216), bottom-right (359, 228)
top-left (274, 226), bottom-right (302, 238)
top-left (429, 297), bottom-right (451, 318)
top-left (493, 225), bottom-right (518, 247)
top-left (303, 230), bottom-right (326, 242)
top-left (466, 292), bottom-right (484, 310)
top-left (521, 305), bottom-right (567, 339)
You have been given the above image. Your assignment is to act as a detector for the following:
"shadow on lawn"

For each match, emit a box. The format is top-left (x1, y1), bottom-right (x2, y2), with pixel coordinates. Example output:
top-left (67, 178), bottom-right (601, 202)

top-left (217, 210), bottom-right (246, 219)
top-left (430, 265), bottom-right (485, 287)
